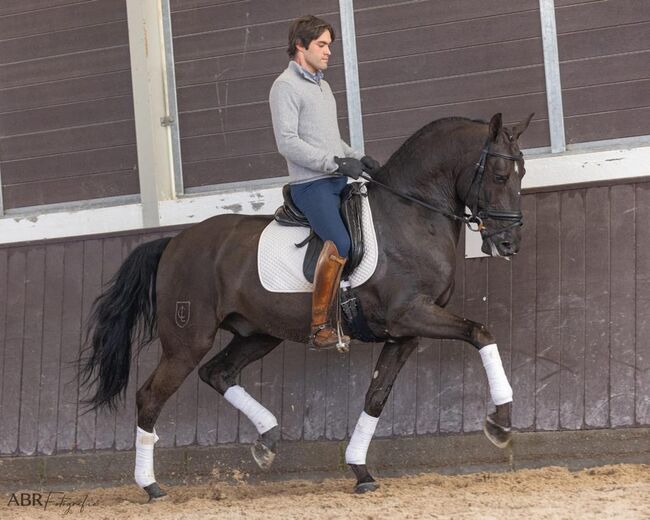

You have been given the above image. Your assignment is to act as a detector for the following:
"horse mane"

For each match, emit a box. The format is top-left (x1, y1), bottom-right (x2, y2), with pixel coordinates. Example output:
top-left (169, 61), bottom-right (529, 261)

top-left (379, 116), bottom-right (486, 174)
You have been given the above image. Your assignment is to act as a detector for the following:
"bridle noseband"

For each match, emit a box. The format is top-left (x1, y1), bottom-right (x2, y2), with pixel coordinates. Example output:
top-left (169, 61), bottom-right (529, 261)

top-left (360, 137), bottom-right (524, 236)
top-left (465, 138), bottom-right (524, 238)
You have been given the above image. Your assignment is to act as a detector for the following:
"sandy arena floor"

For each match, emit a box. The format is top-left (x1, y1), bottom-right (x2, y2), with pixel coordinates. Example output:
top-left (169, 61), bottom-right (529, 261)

top-left (2, 464), bottom-right (649, 519)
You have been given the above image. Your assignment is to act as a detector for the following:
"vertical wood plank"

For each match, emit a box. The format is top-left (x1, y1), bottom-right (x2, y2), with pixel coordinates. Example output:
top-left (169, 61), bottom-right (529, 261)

top-left (416, 338), bottom-right (440, 434)
top-left (19, 247), bottom-right (46, 455)
top-left (281, 341), bottom-right (305, 441)
top-left (325, 349), bottom-right (349, 440)
top-left (609, 185), bottom-right (636, 426)
top-left (392, 342), bottom-right (417, 436)
top-left (261, 342), bottom-right (284, 439)
top-left (0, 249), bottom-right (25, 454)
top-left (0, 249), bottom-right (8, 437)
top-left (57, 241), bottom-right (84, 452)
top-left (238, 358), bottom-right (262, 443)
top-left (584, 187), bottom-right (610, 428)
top-left (196, 339), bottom-right (219, 446)
top-left (303, 348), bottom-right (327, 440)
top-left (77, 239), bottom-right (102, 451)
top-left (512, 194), bottom-right (537, 429)
top-left (94, 236), bottom-right (122, 450)
top-left (486, 252), bottom-right (512, 414)
top-left (115, 235), bottom-right (143, 450)
top-left (635, 184), bottom-right (650, 425)
top-left (535, 192), bottom-right (561, 431)
top-left (372, 342), bottom-right (393, 437)
top-left (347, 342), bottom-right (374, 438)
top-left (216, 331), bottom-right (238, 443)
top-left (463, 257), bottom-right (488, 432)
top-left (559, 190), bottom-right (586, 430)
top-left (439, 227), bottom-right (465, 433)
top-left (175, 368), bottom-right (198, 446)
top-left (37, 244), bottom-right (65, 454)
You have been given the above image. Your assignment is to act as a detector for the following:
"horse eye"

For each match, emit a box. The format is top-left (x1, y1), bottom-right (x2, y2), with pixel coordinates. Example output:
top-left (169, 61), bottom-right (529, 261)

top-left (494, 174), bottom-right (508, 184)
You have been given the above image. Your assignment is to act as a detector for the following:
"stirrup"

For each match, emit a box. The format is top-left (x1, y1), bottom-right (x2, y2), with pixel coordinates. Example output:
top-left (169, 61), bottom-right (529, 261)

top-left (309, 324), bottom-right (350, 353)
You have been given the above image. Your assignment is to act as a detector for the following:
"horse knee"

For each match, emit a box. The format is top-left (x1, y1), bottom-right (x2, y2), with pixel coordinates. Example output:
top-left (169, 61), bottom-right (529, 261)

top-left (198, 361), bottom-right (233, 394)
top-left (469, 322), bottom-right (495, 348)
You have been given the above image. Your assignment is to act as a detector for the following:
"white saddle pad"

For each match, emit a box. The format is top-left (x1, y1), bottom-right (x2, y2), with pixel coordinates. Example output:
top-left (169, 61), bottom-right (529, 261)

top-left (258, 190), bottom-right (378, 293)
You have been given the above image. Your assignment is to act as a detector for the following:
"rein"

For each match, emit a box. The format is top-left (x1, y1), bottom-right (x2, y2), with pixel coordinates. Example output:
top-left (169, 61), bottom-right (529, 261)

top-left (361, 139), bottom-right (524, 234)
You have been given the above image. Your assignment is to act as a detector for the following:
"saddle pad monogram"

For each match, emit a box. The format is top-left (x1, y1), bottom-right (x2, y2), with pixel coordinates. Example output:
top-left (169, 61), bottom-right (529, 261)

top-left (257, 195), bottom-right (378, 293)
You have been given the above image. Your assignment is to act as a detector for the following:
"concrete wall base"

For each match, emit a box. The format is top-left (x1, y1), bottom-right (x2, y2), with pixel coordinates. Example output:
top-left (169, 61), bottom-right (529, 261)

top-left (0, 428), bottom-right (648, 490)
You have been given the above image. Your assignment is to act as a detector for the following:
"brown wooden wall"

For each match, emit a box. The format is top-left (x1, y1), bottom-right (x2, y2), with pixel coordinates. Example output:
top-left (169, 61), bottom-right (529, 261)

top-left (172, 1), bottom-right (551, 189)
top-left (1, 180), bottom-right (649, 456)
top-left (170, 0), bottom-right (348, 189)
top-left (556, 0), bottom-right (650, 144)
top-left (0, 0), bottom-right (139, 210)
top-left (356, 1), bottom-right (549, 163)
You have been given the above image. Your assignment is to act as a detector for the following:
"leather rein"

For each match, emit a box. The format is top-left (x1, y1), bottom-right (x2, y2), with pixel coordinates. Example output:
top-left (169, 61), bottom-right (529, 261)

top-left (360, 138), bottom-right (524, 235)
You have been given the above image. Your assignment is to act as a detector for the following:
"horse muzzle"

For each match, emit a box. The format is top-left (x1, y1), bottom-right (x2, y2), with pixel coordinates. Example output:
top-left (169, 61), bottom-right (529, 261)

top-left (481, 228), bottom-right (521, 257)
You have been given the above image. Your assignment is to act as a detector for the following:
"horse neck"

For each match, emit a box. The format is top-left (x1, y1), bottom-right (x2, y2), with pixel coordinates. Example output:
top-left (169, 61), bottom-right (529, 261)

top-left (370, 132), bottom-right (483, 227)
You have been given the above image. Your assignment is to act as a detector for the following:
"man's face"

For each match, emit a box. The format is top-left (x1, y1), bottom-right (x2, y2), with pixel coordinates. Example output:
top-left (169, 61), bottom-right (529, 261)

top-left (297, 30), bottom-right (332, 73)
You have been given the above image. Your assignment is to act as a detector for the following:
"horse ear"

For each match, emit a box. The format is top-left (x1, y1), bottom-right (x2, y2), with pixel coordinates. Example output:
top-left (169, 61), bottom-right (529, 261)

top-left (513, 112), bottom-right (535, 140)
top-left (488, 113), bottom-right (503, 141)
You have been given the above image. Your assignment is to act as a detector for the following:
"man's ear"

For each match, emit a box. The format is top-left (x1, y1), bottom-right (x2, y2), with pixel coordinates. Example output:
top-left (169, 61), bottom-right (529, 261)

top-left (488, 113), bottom-right (503, 142)
top-left (513, 113), bottom-right (535, 140)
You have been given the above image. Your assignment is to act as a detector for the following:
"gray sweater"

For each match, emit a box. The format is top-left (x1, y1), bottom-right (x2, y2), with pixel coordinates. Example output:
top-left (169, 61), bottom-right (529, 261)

top-left (269, 61), bottom-right (363, 185)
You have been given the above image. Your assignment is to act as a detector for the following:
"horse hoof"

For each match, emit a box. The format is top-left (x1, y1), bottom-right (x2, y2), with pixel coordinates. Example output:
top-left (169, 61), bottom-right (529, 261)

top-left (483, 415), bottom-right (512, 449)
top-left (143, 482), bottom-right (167, 502)
top-left (354, 481), bottom-right (379, 494)
top-left (252, 438), bottom-right (276, 470)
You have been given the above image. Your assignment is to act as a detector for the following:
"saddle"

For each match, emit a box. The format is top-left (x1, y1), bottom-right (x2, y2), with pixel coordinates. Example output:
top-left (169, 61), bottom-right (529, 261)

top-left (274, 182), bottom-right (366, 282)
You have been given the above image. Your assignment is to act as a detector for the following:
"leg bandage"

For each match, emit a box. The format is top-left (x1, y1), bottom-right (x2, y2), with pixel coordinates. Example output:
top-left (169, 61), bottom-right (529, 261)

top-left (345, 412), bottom-right (379, 465)
top-left (480, 343), bottom-right (513, 405)
top-left (224, 385), bottom-right (278, 434)
top-left (135, 427), bottom-right (159, 488)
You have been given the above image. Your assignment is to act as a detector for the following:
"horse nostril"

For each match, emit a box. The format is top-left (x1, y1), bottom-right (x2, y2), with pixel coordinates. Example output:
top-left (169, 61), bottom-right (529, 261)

top-left (502, 241), bottom-right (512, 250)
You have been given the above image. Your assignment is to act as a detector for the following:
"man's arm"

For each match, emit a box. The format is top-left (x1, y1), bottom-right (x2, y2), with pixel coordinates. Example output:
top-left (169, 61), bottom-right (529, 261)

top-left (269, 81), bottom-right (338, 173)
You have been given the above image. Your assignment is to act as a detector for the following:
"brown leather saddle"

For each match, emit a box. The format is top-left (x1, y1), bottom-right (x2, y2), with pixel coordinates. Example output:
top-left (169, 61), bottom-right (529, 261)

top-left (274, 182), bottom-right (366, 282)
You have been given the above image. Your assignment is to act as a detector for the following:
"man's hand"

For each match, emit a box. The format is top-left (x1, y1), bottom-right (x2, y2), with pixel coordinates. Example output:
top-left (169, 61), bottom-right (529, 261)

top-left (361, 155), bottom-right (381, 173)
top-left (334, 157), bottom-right (364, 180)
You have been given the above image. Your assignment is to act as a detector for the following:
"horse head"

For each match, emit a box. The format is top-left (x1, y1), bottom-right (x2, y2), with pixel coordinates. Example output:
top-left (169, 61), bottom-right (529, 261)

top-left (460, 112), bottom-right (534, 257)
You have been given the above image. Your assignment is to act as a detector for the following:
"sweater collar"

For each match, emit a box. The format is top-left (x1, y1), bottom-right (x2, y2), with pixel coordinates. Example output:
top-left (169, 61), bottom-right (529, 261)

top-left (289, 60), bottom-right (324, 85)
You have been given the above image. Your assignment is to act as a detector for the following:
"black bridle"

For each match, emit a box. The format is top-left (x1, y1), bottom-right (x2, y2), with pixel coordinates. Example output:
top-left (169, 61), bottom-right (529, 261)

top-left (360, 137), bottom-right (524, 236)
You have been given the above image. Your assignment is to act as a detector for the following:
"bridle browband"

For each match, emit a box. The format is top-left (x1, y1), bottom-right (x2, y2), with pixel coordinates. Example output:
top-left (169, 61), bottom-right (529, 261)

top-left (360, 136), bottom-right (524, 236)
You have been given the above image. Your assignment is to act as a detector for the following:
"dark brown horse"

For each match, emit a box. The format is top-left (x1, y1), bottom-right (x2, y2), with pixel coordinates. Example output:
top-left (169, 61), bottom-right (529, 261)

top-left (80, 113), bottom-right (533, 499)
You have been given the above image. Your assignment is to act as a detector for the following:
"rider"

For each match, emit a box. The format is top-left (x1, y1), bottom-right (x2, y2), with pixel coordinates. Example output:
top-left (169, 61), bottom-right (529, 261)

top-left (269, 15), bottom-right (381, 349)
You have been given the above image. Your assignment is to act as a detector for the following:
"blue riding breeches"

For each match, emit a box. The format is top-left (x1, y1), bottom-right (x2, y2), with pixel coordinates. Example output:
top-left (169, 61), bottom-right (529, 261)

top-left (290, 176), bottom-right (351, 257)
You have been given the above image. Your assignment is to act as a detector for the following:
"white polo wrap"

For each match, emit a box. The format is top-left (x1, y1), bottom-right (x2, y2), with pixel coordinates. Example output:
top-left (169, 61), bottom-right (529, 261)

top-left (345, 411), bottom-right (379, 465)
top-left (224, 385), bottom-right (278, 434)
top-left (135, 426), bottom-right (159, 488)
top-left (480, 343), bottom-right (513, 405)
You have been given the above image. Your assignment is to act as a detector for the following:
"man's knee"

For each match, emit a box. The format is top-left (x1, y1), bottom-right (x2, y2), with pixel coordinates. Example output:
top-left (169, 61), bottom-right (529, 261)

top-left (336, 236), bottom-right (351, 258)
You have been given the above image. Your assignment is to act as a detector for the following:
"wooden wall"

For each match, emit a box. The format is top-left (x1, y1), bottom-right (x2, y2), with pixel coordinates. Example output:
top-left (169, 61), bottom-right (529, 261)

top-left (1, 180), bottom-right (649, 456)
top-left (556, 0), bottom-right (650, 144)
top-left (0, 0), bottom-right (139, 210)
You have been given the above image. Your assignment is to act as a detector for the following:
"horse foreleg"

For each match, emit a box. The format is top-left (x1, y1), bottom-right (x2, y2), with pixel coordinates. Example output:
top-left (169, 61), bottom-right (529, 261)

top-left (387, 296), bottom-right (513, 447)
top-left (198, 333), bottom-right (282, 469)
top-left (347, 337), bottom-right (418, 493)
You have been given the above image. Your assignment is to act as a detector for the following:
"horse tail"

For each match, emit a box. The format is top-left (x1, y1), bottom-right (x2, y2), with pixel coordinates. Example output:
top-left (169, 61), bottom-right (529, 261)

top-left (79, 237), bottom-right (172, 412)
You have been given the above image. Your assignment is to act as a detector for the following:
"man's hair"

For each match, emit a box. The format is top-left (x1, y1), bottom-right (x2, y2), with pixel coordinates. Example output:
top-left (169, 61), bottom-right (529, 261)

top-left (287, 15), bottom-right (335, 58)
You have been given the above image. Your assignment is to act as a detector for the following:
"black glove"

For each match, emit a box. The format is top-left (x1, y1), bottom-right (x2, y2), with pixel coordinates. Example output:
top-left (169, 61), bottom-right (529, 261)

top-left (334, 156), bottom-right (364, 180)
top-left (361, 155), bottom-right (381, 173)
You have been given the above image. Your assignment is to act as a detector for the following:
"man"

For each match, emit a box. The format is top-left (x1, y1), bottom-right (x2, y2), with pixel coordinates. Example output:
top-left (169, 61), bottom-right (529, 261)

top-left (269, 15), bottom-right (380, 349)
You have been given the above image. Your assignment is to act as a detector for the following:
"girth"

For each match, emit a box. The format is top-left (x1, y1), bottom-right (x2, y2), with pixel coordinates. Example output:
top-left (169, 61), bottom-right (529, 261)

top-left (274, 182), bottom-right (366, 282)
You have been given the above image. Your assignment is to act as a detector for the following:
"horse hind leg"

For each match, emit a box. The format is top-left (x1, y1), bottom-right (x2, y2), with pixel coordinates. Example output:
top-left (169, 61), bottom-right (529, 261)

top-left (135, 335), bottom-right (215, 501)
top-left (198, 333), bottom-right (282, 469)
